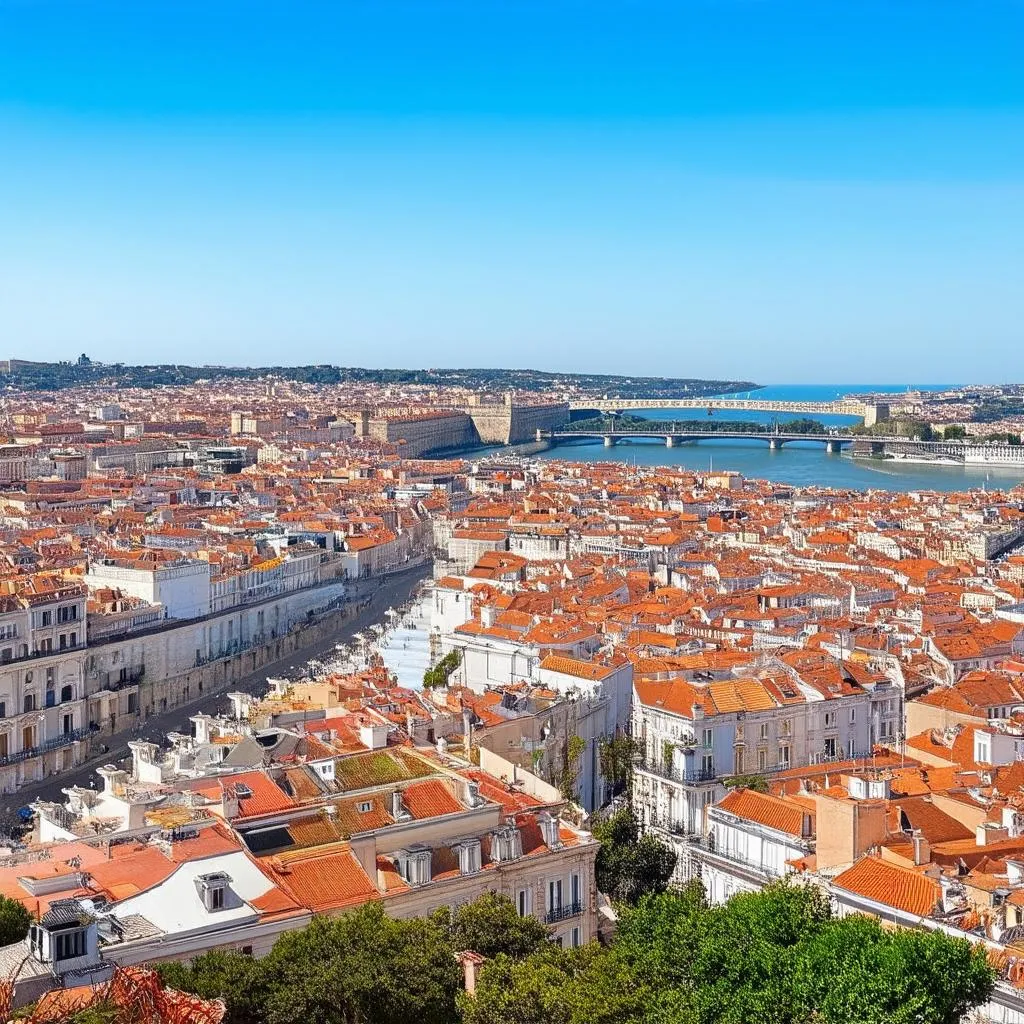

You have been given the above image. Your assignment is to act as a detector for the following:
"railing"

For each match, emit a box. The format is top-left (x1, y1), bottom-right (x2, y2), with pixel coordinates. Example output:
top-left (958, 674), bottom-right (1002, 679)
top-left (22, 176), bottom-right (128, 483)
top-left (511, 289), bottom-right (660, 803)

top-left (637, 749), bottom-right (880, 784)
top-left (0, 727), bottom-right (89, 767)
top-left (645, 814), bottom-right (698, 836)
top-left (635, 759), bottom-right (716, 784)
top-left (0, 641), bottom-right (88, 667)
top-left (545, 901), bottom-right (584, 924)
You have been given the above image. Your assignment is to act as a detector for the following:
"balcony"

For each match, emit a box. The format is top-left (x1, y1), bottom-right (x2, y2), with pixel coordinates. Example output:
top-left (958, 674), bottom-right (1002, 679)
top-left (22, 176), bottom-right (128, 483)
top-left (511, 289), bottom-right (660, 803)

top-left (0, 727), bottom-right (89, 768)
top-left (636, 758), bottom-right (717, 785)
top-left (0, 641), bottom-right (87, 666)
top-left (545, 901), bottom-right (583, 924)
top-left (645, 814), bottom-right (697, 836)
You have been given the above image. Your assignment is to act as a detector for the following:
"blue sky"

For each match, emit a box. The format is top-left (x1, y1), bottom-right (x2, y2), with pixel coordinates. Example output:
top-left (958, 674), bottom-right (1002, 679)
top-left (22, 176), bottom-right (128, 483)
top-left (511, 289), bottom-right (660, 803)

top-left (1, 1), bottom-right (1022, 383)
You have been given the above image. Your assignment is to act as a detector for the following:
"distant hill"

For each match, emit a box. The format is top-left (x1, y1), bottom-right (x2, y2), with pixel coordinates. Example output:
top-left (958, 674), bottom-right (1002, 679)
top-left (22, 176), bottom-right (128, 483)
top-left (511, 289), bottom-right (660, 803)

top-left (0, 359), bottom-right (759, 397)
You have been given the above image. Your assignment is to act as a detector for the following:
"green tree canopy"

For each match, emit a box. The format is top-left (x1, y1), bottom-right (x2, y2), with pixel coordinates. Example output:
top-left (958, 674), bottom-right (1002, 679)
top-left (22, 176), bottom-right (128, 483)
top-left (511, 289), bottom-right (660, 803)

top-left (442, 891), bottom-right (550, 960)
top-left (0, 894), bottom-right (31, 945)
top-left (469, 881), bottom-right (994, 1024)
top-left (591, 807), bottom-right (677, 906)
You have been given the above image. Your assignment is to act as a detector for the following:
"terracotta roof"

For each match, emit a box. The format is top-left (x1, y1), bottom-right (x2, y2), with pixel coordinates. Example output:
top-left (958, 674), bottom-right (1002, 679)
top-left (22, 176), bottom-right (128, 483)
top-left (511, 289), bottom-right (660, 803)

top-left (832, 856), bottom-right (940, 918)
top-left (717, 788), bottom-right (809, 837)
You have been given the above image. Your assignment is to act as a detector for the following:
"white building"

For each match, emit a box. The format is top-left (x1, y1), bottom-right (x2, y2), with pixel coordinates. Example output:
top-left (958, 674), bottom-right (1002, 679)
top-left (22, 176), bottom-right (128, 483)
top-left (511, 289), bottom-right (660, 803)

top-left (631, 666), bottom-right (896, 858)
top-left (86, 558), bottom-right (212, 620)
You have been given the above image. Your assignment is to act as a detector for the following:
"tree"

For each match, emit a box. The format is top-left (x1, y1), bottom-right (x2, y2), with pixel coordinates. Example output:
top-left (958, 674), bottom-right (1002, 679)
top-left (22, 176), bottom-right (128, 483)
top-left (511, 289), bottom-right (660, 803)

top-left (598, 734), bottom-right (636, 797)
top-left (792, 913), bottom-right (993, 1024)
top-left (423, 649), bottom-right (461, 688)
top-left (442, 891), bottom-right (550, 959)
top-left (460, 944), bottom-right (650, 1024)
top-left (591, 807), bottom-right (677, 906)
top-left (0, 894), bottom-right (30, 945)
top-left (722, 774), bottom-right (768, 793)
top-left (157, 948), bottom-right (267, 1024)
top-left (258, 904), bottom-right (461, 1024)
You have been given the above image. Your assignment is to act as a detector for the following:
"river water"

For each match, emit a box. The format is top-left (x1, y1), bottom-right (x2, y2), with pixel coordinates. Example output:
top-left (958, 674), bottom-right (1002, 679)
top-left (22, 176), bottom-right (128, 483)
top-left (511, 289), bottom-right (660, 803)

top-left (540, 384), bottom-right (1024, 493)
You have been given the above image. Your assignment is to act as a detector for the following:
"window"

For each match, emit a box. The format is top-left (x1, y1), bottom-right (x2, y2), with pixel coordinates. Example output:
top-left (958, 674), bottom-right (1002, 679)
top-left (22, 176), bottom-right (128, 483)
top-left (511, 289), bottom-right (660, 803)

top-left (0, 701), bottom-right (6, 719)
top-left (23, 693), bottom-right (35, 713)
top-left (823, 737), bottom-right (837, 759)
top-left (824, 711), bottom-right (836, 728)
top-left (59, 634), bottom-right (67, 651)
top-left (196, 872), bottom-right (232, 911)
top-left (455, 840), bottom-right (482, 875)
top-left (571, 873), bottom-right (581, 908)
top-left (394, 847), bottom-right (432, 886)
top-left (40, 610), bottom-right (52, 627)
top-left (517, 888), bottom-right (532, 917)
top-left (779, 744), bottom-right (791, 766)
top-left (757, 749), bottom-right (767, 770)
top-left (61, 685), bottom-right (73, 703)
top-left (548, 879), bottom-right (563, 912)
top-left (55, 929), bottom-right (86, 961)
top-left (241, 945), bottom-right (253, 956)
top-left (62, 714), bottom-right (73, 736)
top-left (849, 707), bottom-right (856, 723)
top-left (70, 632), bottom-right (77, 647)
top-left (491, 825), bottom-right (523, 863)
top-left (571, 927), bottom-right (581, 948)
top-left (759, 723), bottom-right (768, 741)
top-left (701, 728), bottom-right (713, 747)
top-left (701, 753), bottom-right (714, 776)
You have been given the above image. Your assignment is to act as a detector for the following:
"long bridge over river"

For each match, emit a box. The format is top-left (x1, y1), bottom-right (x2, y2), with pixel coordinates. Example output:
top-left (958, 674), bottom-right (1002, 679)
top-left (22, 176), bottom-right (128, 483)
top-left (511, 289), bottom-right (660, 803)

top-left (568, 396), bottom-right (890, 426)
top-left (538, 428), bottom-right (855, 451)
top-left (536, 428), bottom-right (1024, 466)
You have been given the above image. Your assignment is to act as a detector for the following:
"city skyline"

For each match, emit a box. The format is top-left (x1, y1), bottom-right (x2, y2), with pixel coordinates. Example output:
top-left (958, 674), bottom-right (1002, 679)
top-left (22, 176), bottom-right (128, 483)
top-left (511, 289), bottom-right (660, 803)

top-left (2, 0), bottom-right (1022, 380)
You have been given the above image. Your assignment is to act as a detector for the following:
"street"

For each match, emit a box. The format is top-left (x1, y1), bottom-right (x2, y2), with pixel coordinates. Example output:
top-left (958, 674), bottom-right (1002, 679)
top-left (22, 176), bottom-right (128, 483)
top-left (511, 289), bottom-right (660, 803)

top-left (0, 566), bottom-right (430, 835)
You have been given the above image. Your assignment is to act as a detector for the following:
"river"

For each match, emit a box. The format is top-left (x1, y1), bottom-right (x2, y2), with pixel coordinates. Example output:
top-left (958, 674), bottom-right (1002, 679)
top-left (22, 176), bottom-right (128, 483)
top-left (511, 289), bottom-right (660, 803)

top-left (540, 383), bottom-right (1024, 493)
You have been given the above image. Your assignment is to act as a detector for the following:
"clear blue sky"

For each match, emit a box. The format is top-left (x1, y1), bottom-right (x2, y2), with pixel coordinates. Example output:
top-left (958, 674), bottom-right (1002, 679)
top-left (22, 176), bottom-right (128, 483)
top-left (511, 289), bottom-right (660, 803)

top-left (2, 1), bottom-right (1022, 383)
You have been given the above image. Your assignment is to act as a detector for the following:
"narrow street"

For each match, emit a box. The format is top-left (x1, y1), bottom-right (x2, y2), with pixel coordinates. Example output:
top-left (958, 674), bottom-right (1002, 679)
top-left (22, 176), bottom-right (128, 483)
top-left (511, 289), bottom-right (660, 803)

top-left (0, 566), bottom-right (431, 834)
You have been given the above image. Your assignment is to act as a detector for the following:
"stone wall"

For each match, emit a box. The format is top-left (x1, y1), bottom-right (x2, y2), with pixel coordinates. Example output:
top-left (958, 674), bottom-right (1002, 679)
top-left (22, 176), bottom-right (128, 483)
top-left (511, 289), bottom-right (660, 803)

top-left (466, 401), bottom-right (569, 445)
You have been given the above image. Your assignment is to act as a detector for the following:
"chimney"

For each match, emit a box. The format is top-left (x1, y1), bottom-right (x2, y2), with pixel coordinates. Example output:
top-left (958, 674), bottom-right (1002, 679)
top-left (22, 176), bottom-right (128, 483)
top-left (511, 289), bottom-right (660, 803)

top-left (912, 831), bottom-right (930, 865)
top-left (455, 951), bottom-right (486, 996)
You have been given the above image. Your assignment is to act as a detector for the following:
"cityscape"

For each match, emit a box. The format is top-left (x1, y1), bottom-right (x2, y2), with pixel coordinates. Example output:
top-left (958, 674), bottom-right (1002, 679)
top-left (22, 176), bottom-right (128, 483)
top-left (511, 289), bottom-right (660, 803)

top-left (3, 1), bottom-right (1024, 1022)
top-left (0, 366), bottom-right (1018, 1020)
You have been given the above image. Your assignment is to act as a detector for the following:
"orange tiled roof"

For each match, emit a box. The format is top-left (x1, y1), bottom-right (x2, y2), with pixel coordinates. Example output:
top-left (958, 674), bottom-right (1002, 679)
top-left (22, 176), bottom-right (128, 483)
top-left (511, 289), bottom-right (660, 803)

top-left (832, 855), bottom-right (940, 918)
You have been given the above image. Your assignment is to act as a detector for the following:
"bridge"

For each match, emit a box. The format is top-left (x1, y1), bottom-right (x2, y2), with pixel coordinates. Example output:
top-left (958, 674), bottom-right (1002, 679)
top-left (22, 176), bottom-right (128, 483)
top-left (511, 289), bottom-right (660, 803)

top-left (537, 428), bottom-right (856, 452)
top-left (568, 397), bottom-right (889, 426)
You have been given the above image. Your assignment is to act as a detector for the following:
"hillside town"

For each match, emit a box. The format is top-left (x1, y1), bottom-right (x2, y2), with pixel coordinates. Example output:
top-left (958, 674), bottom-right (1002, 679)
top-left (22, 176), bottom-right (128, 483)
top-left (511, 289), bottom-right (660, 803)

top-left (2, 378), bottom-right (1024, 1019)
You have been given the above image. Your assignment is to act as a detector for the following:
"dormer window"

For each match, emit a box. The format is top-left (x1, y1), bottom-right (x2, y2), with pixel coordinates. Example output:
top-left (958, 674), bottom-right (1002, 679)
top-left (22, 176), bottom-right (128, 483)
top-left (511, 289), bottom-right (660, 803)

top-left (538, 812), bottom-right (561, 849)
top-left (491, 824), bottom-right (523, 863)
top-left (454, 839), bottom-right (482, 875)
top-left (55, 928), bottom-right (87, 961)
top-left (391, 790), bottom-right (411, 821)
top-left (357, 800), bottom-right (373, 813)
top-left (196, 871), bottom-right (232, 912)
top-left (394, 845), bottom-right (432, 885)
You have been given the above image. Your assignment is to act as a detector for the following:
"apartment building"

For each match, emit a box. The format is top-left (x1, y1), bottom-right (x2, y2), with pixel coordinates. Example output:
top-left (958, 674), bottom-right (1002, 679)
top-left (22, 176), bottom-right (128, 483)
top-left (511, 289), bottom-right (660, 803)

top-left (0, 584), bottom-right (89, 791)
